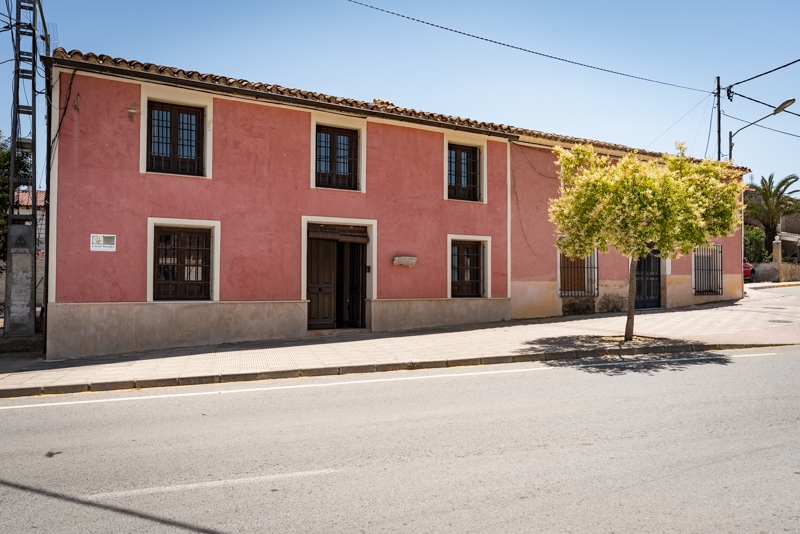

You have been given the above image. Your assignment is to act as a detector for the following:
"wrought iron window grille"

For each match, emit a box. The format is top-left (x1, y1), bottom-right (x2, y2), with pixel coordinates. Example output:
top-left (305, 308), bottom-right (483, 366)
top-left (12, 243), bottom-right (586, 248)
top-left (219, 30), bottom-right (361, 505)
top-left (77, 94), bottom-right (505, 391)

top-left (451, 241), bottom-right (484, 298)
top-left (153, 227), bottom-right (212, 300)
top-left (559, 250), bottom-right (599, 297)
top-left (316, 125), bottom-right (359, 190)
top-left (693, 244), bottom-right (723, 295)
top-left (147, 102), bottom-right (205, 176)
top-left (448, 144), bottom-right (480, 201)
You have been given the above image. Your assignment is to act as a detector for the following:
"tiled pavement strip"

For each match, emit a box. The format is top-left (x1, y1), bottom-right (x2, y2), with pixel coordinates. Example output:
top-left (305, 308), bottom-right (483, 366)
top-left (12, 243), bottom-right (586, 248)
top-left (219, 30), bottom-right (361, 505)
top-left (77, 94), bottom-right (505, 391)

top-left (1, 284), bottom-right (799, 398)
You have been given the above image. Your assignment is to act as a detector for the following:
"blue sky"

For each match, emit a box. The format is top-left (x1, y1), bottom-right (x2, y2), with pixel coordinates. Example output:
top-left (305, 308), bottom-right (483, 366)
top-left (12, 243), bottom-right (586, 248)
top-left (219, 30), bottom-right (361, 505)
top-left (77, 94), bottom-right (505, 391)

top-left (3, 0), bottom-right (799, 189)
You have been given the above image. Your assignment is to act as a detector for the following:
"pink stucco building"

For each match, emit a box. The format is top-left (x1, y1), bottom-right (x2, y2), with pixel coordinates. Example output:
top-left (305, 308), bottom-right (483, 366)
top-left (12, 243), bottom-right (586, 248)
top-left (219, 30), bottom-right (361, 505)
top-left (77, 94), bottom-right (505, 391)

top-left (43, 49), bottom-right (743, 359)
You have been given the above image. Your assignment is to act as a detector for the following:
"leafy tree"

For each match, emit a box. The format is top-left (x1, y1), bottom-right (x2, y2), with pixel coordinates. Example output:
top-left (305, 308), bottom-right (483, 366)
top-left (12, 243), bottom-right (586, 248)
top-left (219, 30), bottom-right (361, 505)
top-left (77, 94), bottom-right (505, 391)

top-left (549, 143), bottom-right (745, 341)
top-left (743, 225), bottom-right (770, 263)
top-left (0, 132), bottom-right (33, 268)
top-left (745, 173), bottom-right (800, 251)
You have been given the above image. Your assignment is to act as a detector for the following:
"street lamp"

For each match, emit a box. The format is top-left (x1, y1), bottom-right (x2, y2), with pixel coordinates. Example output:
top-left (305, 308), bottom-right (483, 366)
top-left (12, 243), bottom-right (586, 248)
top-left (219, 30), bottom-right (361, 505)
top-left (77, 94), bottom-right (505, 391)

top-left (729, 98), bottom-right (795, 160)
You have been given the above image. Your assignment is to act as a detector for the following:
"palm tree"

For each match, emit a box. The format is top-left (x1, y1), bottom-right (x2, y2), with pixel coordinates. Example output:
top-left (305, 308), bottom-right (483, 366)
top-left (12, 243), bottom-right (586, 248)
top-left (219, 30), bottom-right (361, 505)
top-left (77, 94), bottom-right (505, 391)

top-left (746, 173), bottom-right (800, 252)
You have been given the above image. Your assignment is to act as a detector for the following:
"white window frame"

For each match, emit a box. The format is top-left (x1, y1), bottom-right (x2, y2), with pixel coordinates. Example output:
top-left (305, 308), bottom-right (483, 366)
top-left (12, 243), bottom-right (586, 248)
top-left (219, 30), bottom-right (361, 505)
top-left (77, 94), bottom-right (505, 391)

top-left (444, 132), bottom-right (488, 204)
top-left (147, 217), bottom-right (221, 302)
top-left (140, 83), bottom-right (214, 179)
top-left (310, 111), bottom-right (367, 194)
top-left (447, 234), bottom-right (491, 298)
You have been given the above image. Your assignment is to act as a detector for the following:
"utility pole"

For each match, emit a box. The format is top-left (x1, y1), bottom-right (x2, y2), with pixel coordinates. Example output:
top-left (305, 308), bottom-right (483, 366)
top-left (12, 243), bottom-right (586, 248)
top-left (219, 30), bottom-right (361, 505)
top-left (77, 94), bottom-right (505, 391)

top-left (4, 0), bottom-right (48, 337)
top-left (716, 76), bottom-right (722, 161)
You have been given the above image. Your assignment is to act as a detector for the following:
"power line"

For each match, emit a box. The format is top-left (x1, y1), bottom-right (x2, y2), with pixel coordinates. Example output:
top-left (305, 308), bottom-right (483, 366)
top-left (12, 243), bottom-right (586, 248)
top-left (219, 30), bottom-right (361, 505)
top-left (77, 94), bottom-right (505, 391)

top-left (645, 92), bottom-right (712, 149)
top-left (346, 0), bottom-right (709, 93)
top-left (704, 98), bottom-right (716, 158)
top-left (728, 58), bottom-right (800, 89)
top-left (729, 90), bottom-right (800, 119)
top-left (722, 110), bottom-right (800, 139)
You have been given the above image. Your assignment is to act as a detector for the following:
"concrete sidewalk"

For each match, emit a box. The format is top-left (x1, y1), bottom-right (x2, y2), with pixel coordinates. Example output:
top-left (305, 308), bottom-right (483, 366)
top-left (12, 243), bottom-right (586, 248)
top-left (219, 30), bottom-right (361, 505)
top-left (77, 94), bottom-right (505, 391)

top-left (1, 284), bottom-right (799, 398)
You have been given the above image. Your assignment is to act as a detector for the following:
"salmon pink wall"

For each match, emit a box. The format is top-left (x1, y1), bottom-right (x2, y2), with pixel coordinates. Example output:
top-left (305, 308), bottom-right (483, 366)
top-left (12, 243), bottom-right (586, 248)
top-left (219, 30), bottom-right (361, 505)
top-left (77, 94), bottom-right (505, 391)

top-left (510, 144), bottom-right (559, 281)
top-left (54, 73), bottom-right (508, 303)
top-left (670, 228), bottom-right (743, 275)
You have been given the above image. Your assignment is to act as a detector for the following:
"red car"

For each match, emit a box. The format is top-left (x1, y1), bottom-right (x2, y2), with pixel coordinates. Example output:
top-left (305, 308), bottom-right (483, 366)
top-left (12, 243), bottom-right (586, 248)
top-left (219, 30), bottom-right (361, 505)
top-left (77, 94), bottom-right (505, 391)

top-left (743, 260), bottom-right (755, 282)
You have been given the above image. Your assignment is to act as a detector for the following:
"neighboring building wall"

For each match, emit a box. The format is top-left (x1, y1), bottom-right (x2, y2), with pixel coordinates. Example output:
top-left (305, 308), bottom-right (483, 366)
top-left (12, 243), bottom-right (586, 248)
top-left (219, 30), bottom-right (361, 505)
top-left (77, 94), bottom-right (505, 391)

top-left (781, 213), bottom-right (800, 234)
top-left (509, 143), bottom-right (562, 319)
top-left (509, 142), bottom-right (744, 319)
top-left (48, 72), bottom-right (510, 358)
top-left (664, 229), bottom-right (743, 308)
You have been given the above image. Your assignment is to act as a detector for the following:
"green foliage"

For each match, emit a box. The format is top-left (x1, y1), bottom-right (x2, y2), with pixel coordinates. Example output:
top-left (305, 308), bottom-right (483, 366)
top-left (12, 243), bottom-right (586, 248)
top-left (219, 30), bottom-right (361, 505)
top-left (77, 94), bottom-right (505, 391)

top-left (745, 173), bottom-right (800, 251)
top-left (743, 225), bottom-right (770, 263)
top-left (549, 142), bottom-right (745, 261)
top-left (549, 142), bottom-right (746, 340)
top-left (0, 132), bottom-right (33, 267)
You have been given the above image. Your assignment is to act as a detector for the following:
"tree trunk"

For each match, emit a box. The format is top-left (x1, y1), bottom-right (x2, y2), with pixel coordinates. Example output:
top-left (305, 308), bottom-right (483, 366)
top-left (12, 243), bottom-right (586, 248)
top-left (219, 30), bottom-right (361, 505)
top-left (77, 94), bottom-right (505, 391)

top-left (764, 224), bottom-right (777, 255)
top-left (624, 256), bottom-right (638, 341)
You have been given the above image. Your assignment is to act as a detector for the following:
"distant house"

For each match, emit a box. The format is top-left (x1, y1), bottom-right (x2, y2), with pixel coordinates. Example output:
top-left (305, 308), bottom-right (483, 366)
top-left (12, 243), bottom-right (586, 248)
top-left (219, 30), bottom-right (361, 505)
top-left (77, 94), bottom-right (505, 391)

top-left (42, 48), bottom-right (745, 359)
top-left (14, 189), bottom-right (46, 253)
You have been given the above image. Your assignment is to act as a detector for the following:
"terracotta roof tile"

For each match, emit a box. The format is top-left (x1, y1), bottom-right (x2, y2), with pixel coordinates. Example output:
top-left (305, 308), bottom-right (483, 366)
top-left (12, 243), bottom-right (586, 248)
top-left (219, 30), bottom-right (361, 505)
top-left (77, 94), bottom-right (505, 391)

top-left (14, 190), bottom-right (45, 208)
top-left (48, 48), bottom-right (745, 167)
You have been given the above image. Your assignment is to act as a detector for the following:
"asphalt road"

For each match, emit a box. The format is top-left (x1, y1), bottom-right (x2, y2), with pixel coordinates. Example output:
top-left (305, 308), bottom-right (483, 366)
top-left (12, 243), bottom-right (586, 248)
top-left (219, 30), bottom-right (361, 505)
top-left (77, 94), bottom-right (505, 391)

top-left (1, 347), bottom-right (799, 533)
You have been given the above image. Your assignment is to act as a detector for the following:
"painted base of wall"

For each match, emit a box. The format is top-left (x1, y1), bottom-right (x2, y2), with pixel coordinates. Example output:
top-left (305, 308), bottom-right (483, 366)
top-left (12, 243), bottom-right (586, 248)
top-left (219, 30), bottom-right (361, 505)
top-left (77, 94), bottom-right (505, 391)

top-left (369, 298), bottom-right (511, 332)
top-left (665, 275), bottom-right (743, 308)
top-left (512, 275), bottom-right (742, 319)
top-left (510, 281), bottom-right (561, 319)
top-left (46, 301), bottom-right (308, 360)
top-left (596, 280), bottom-right (628, 313)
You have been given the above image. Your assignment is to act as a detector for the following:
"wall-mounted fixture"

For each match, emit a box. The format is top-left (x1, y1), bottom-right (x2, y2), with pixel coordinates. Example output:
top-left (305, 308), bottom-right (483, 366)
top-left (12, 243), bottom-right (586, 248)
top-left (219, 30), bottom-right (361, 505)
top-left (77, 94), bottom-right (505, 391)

top-left (393, 256), bottom-right (418, 267)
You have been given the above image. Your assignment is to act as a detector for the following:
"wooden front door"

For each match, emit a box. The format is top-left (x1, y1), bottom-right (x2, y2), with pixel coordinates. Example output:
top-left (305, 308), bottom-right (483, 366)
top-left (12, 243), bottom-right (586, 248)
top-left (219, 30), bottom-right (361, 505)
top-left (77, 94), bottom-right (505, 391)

top-left (338, 242), bottom-right (366, 328)
top-left (308, 239), bottom-right (336, 329)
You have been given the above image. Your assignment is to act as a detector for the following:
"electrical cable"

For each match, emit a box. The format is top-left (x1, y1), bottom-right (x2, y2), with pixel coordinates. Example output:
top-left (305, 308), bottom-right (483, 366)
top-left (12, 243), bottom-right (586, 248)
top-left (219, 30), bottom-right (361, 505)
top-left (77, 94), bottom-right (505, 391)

top-left (644, 92), bottom-right (712, 149)
top-left (690, 88), bottom-right (714, 157)
top-left (729, 91), bottom-right (800, 119)
top-left (346, 0), bottom-right (709, 93)
top-left (722, 110), bottom-right (800, 139)
top-left (704, 98), bottom-right (716, 158)
top-left (728, 58), bottom-right (800, 89)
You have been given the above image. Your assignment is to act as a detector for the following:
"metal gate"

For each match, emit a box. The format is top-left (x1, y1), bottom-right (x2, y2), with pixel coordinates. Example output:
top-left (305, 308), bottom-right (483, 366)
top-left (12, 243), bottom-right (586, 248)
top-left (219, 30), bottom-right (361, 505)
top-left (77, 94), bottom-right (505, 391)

top-left (635, 253), bottom-right (661, 309)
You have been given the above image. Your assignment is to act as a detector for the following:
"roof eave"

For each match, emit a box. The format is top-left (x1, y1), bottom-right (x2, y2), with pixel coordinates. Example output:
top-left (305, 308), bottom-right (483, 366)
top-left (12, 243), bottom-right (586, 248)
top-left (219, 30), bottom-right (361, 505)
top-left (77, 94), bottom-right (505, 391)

top-left (45, 55), bottom-right (520, 141)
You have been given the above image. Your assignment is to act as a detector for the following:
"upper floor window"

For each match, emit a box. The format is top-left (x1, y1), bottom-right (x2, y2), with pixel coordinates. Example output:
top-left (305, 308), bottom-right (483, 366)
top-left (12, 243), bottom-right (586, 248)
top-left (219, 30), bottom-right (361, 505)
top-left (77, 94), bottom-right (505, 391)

top-left (693, 244), bottom-right (722, 295)
top-left (147, 102), bottom-right (204, 176)
top-left (154, 226), bottom-right (211, 300)
top-left (448, 144), bottom-right (480, 201)
top-left (316, 125), bottom-right (358, 190)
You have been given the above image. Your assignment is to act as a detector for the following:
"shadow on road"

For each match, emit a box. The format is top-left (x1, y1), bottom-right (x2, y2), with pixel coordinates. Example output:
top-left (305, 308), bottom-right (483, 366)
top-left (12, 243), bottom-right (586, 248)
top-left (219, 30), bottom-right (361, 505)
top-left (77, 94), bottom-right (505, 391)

top-left (514, 335), bottom-right (688, 355)
top-left (545, 352), bottom-right (732, 376)
top-left (0, 478), bottom-right (226, 534)
top-left (511, 335), bottom-right (733, 375)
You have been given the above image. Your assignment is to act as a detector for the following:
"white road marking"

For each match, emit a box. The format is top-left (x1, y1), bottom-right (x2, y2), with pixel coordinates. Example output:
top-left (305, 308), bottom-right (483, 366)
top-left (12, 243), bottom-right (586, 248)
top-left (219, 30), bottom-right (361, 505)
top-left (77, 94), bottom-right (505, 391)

top-left (0, 351), bottom-right (785, 411)
top-left (84, 469), bottom-right (339, 500)
top-left (0, 366), bottom-right (555, 410)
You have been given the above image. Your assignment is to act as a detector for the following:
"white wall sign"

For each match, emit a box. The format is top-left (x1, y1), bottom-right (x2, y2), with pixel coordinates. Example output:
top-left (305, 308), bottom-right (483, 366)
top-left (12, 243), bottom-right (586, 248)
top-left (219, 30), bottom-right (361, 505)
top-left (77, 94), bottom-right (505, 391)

top-left (90, 234), bottom-right (116, 252)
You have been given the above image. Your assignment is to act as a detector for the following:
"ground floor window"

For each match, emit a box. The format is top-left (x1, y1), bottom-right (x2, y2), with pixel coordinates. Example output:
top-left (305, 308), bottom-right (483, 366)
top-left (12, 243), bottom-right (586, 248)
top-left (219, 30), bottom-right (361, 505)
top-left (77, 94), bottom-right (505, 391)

top-left (694, 244), bottom-right (722, 295)
top-left (559, 251), bottom-right (599, 297)
top-left (451, 241), bottom-right (484, 297)
top-left (154, 227), bottom-right (212, 300)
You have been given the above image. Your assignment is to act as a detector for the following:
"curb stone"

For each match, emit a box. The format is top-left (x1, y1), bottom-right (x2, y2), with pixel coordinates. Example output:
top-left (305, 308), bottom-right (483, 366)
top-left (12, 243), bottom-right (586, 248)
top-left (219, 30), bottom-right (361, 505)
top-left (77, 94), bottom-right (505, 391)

top-left (0, 342), bottom-right (788, 399)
